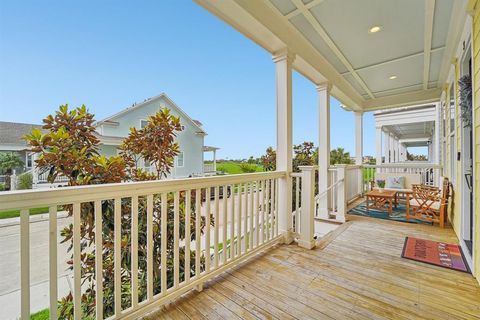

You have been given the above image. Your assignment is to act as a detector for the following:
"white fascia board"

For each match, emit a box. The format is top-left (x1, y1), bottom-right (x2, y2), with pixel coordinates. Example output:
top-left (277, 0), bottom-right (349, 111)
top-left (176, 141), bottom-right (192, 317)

top-left (0, 144), bottom-right (28, 151)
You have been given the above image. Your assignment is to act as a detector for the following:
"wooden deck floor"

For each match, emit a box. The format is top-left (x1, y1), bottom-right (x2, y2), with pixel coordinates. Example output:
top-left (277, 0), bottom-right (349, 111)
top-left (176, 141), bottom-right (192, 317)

top-left (148, 215), bottom-right (480, 320)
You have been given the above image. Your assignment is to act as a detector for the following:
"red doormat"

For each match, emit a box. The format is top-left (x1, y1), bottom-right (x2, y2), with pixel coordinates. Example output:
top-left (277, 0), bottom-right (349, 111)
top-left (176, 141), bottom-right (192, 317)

top-left (401, 237), bottom-right (470, 273)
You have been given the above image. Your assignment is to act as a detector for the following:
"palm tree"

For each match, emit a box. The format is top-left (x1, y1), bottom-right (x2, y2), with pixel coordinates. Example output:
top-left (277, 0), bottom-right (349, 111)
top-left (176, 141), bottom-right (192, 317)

top-left (330, 147), bottom-right (354, 165)
top-left (0, 152), bottom-right (24, 175)
top-left (0, 152), bottom-right (24, 190)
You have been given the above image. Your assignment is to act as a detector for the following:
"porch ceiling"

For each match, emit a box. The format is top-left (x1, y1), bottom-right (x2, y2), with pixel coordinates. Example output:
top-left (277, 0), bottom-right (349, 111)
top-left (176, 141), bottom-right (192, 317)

top-left (385, 121), bottom-right (435, 140)
top-left (195, 0), bottom-right (469, 111)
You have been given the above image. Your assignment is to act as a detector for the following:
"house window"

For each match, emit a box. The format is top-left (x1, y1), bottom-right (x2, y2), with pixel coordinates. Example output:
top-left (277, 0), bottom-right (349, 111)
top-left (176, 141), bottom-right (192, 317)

top-left (26, 153), bottom-right (33, 168)
top-left (143, 159), bottom-right (151, 172)
top-left (176, 152), bottom-right (184, 167)
top-left (448, 84), bottom-right (456, 183)
top-left (140, 120), bottom-right (148, 129)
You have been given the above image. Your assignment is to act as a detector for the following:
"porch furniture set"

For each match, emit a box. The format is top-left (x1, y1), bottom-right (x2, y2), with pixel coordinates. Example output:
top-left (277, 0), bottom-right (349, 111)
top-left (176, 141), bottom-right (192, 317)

top-left (367, 173), bottom-right (450, 228)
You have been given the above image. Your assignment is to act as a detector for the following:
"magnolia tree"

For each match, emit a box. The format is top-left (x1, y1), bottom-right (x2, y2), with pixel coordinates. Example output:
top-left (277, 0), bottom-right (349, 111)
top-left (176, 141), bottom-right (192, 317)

top-left (26, 105), bottom-right (209, 319)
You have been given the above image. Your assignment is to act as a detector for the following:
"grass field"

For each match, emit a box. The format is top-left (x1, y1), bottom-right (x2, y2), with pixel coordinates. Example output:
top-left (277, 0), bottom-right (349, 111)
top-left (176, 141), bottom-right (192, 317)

top-left (216, 162), bottom-right (264, 174)
top-left (0, 207), bottom-right (49, 220)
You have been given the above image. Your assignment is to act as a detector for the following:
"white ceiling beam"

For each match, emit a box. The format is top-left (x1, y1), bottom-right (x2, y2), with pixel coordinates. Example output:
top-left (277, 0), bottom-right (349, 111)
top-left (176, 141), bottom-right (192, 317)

top-left (371, 81), bottom-right (437, 96)
top-left (399, 137), bottom-right (431, 143)
top-left (285, 0), bottom-right (325, 20)
top-left (363, 88), bottom-right (442, 111)
top-left (423, 0), bottom-right (436, 90)
top-left (340, 47), bottom-right (445, 76)
top-left (290, 0), bottom-right (375, 99)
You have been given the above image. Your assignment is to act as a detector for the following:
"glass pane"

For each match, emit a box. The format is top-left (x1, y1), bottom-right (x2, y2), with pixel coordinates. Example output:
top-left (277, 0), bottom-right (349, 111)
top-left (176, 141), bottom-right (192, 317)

top-left (449, 85), bottom-right (455, 133)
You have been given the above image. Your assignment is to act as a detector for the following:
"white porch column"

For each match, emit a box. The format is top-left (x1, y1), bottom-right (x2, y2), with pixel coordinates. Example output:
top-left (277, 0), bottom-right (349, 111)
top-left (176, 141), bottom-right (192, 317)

top-left (389, 133), bottom-right (395, 163)
top-left (376, 126), bottom-right (382, 165)
top-left (393, 137), bottom-right (399, 162)
top-left (355, 112), bottom-right (363, 165)
top-left (399, 143), bottom-right (406, 161)
top-left (317, 82), bottom-right (331, 219)
top-left (213, 150), bottom-right (217, 172)
top-left (298, 166), bottom-right (317, 249)
top-left (273, 49), bottom-right (295, 244)
top-left (384, 130), bottom-right (390, 163)
top-left (434, 102), bottom-right (441, 164)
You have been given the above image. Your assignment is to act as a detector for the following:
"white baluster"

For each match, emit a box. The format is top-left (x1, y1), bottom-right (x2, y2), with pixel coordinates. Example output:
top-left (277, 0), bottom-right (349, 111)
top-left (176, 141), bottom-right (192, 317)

top-left (49, 206), bottom-right (58, 320)
top-left (94, 201), bottom-right (103, 319)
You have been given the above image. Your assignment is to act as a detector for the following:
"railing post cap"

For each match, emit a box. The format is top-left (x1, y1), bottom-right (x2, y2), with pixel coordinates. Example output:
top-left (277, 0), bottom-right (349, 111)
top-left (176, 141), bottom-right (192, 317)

top-left (298, 165), bottom-right (318, 171)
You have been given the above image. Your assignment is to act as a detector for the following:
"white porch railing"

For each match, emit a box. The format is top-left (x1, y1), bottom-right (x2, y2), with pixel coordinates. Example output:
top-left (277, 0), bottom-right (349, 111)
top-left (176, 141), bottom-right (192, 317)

top-left (0, 171), bottom-right (285, 320)
top-left (203, 163), bottom-right (215, 173)
top-left (292, 162), bottom-right (444, 230)
top-left (363, 163), bottom-right (443, 188)
top-left (28, 168), bottom-right (69, 188)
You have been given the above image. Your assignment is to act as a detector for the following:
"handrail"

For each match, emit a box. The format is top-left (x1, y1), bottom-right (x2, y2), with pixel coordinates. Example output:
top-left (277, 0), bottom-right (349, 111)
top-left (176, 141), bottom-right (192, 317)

top-left (316, 178), bottom-right (344, 199)
top-left (363, 163), bottom-right (443, 169)
top-left (0, 171), bottom-right (286, 211)
top-left (6, 170), bottom-right (285, 320)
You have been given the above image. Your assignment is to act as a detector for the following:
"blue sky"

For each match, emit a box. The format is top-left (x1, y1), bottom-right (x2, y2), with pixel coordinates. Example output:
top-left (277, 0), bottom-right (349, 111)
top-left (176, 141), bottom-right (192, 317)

top-left (0, 0), bottom-right (377, 159)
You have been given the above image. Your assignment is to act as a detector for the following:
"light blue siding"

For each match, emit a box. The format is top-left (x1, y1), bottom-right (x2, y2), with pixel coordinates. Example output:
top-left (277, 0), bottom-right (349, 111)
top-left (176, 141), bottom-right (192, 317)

top-left (98, 145), bottom-right (118, 157)
top-left (97, 95), bottom-right (205, 178)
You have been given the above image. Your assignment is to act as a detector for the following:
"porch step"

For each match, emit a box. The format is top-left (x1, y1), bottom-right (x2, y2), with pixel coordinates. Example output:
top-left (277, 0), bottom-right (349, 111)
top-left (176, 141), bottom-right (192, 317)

top-left (314, 216), bottom-right (344, 224)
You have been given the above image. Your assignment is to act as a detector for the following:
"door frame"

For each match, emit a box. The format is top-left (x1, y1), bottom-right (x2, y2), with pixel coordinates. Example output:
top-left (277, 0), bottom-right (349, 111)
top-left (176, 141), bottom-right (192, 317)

top-left (458, 33), bottom-right (475, 271)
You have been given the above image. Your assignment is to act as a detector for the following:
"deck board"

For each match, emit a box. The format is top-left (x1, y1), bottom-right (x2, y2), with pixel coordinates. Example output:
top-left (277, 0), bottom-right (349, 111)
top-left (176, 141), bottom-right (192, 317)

top-left (147, 215), bottom-right (480, 320)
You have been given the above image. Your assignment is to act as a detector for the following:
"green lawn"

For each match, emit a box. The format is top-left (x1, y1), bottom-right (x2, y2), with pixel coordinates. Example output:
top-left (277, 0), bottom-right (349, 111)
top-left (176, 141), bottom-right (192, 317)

top-left (0, 207), bottom-right (49, 220)
top-left (216, 162), bottom-right (264, 174)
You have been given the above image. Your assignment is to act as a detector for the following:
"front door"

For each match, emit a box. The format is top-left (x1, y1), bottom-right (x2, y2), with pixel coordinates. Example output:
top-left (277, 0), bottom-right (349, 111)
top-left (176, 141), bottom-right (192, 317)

top-left (460, 44), bottom-right (474, 258)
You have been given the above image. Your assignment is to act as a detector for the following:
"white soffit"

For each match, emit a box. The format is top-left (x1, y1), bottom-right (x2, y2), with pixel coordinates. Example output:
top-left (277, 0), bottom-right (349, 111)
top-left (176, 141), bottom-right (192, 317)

top-left (267, 0), bottom-right (458, 106)
top-left (385, 121), bottom-right (435, 139)
top-left (195, 0), bottom-right (466, 110)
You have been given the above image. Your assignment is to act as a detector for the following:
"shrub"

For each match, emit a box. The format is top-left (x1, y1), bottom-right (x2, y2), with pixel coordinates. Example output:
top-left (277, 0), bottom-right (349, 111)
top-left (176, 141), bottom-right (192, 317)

top-left (0, 183), bottom-right (5, 191)
top-left (17, 172), bottom-right (33, 190)
top-left (239, 163), bottom-right (258, 173)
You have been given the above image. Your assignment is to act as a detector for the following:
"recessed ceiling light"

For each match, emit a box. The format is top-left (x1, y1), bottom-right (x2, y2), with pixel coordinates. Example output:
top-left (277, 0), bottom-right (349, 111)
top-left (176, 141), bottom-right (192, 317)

top-left (368, 25), bottom-right (382, 33)
top-left (389, 75), bottom-right (397, 80)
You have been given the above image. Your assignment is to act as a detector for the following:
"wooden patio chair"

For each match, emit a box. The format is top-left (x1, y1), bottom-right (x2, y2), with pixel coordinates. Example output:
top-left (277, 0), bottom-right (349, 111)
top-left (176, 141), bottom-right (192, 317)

top-left (406, 178), bottom-right (450, 228)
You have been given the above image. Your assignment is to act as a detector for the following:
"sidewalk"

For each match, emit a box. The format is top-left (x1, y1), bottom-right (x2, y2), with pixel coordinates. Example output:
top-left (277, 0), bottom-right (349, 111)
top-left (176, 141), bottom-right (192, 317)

top-left (0, 211), bottom-right (69, 228)
top-left (0, 215), bottom-right (72, 319)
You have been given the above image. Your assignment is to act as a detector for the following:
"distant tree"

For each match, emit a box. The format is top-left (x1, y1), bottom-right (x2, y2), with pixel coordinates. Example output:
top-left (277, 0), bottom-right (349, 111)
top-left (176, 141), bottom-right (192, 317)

top-left (261, 147), bottom-right (276, 171)
top-left (406, 151), bottom-right (427, 161)
top-left (0, 152), bottom-right (24, 175)
top-left (0, 152), bottom-right (24, 190)
top-left (330, 147), bottom-right (354, 165)
top-left (293, 142), bottom-right (316, 172)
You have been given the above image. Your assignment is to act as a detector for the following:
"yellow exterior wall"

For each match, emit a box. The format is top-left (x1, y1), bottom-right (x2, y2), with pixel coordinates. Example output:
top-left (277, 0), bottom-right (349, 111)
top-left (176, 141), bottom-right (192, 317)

top-left (443, 1), bottom-right (480, 281)
top-left (473, 1), bottom-right (480, 281)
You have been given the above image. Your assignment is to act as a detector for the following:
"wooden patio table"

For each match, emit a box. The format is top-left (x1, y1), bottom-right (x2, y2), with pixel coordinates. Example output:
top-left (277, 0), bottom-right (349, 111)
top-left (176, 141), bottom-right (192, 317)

top-left (366, 189), bottom-right (397, 216)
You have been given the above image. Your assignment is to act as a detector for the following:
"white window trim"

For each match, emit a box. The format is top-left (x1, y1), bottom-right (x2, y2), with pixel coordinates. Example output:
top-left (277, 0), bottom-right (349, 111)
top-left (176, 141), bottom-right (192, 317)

top-left (176, 151), bottom-right (184, 168)
top-left (139, 119), bottom-right (148, 129)
top-left (25, 153), bottom-right (33, 169)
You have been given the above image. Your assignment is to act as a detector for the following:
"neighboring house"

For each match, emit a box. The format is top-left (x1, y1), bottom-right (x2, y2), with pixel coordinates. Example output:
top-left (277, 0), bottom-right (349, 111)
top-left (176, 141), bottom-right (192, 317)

top-left (0, 121), bottom-right (43, 174)
top-left (95, 93), bottom-right (209, 178)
